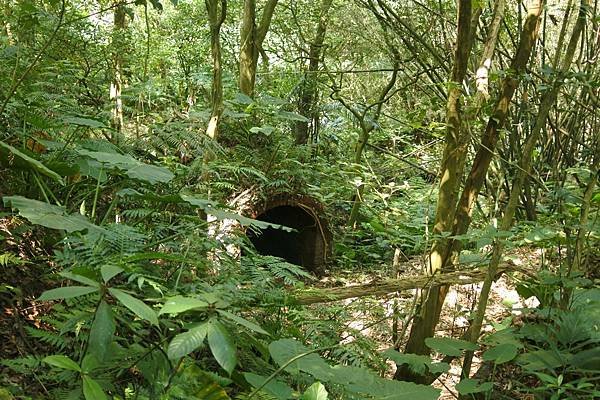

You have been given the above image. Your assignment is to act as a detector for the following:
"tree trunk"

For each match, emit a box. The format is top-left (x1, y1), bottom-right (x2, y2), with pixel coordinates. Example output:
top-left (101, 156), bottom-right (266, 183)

top-left (110, 2), bottom-right (126, 137)
top-left (460, 0), bottom-right (587, 380)
top-left (239, 0), bottom-right (278, 97)
top-left (398, 0), bottom-right (544, 382)
top-left (396, 1), bottom-right (476, 378)
top-left (205, 0), bottom-right (227, 140)
top-left (294, 0), bottom-right (334, 145)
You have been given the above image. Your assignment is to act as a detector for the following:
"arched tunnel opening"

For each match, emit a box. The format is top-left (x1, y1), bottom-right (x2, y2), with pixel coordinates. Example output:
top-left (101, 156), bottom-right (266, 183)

top-left (246, 205), bottom-right (328, 273)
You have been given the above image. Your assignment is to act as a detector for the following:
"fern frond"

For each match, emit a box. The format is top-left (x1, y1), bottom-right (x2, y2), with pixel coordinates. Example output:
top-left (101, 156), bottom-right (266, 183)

top-left (25, 326), bottom-right (70, 350)
top-left (0, 253), bottom-right (25, 266)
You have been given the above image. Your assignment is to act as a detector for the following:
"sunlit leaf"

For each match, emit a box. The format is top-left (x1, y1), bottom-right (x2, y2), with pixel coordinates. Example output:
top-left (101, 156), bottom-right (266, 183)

top-left (43, 355), bottom-right (81, 371)
top-left (159, 295), bottom-right (208, 315)
top-left (0, 141), bottom-right (63, 183)
top-left (3, 196), bottom-right (106, 234)
top-left (300, 382), bottom-right (328, 400)
top-left (64, 117), bottom-right (107, 128)
top-left (207, 320), bottom-right (237, 374)
top-left (244, 373), bottom-right (293, 399)
top-left (109, 288), bottom-right (158, 325)
top-left (425, 337), bottom-right (478, 356)
top-left (482, 343), bottom-right (519, 364)
top-left (82, 375), bottom-right (108, 400)
top-left (88, 301), bottom-right (115, 362)
top-left (168, 323), bottom-right (208, 359)
top-left (100, 265), bottom-right (123, 283)
top-left (38, 286), bottom-right (98, 301)
top-left (78, 150), bottom-right (174, 184)
top-left (217, 310), bottom-right (269, 335)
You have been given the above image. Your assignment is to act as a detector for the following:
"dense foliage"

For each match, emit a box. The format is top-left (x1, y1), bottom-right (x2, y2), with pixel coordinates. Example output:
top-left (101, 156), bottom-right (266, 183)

top-left (0, 0), bottom-right (599, 399)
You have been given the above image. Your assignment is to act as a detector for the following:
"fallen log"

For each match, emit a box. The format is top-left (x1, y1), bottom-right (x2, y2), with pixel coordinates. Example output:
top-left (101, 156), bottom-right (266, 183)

top-left (291, 264), bottom-right (528, 305)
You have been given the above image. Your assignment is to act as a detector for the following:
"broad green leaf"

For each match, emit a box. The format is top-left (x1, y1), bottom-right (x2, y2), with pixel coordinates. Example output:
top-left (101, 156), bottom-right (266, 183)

top-left (88, 301), bottom-right (115, 362)
top-left (159, 295), bottom-right (208, 316)
top-left (244, 372), bottom-right (293, 400)
top-left (269, 339), bottom-right (332, 378)
top-left (109, 288), bottom-right (158, 325)
top-left (167, 323), bottom-right (208, 359)
top-left (300, 382), bottom-right (328, 400)
top-left (59, 271), bottom-right (100, 287)
top-left (276, 110), bottom-right (309, 122)
top-left (234, 92), bottom-right (254, 104)
top-left (216, 310), bottom-right (269, 335)
top-left (43, 355), bottom-right (81, 371)
top-left (455, 379), bottom-right (493, 395)
top-left (207, 320), bottom-right (237, 374)
top-left (125, 164), bottom-right (174, 184)
top-left (571, 347), bottom-right (600, 370)
top-left (100, 265), bottom-right (123, 283)
top-left (78, 150), bottom-right (174, 184)
top-left (383, 350), bottom-right (449, 375)
top-left (0, 141), bottom-right (63, 183)
top-left (39, 286), bottom-right (98, 301)
top-left (516, 349), bottom-right (565, 371)
top-left (268, 340), bottom-right (439, 400)
top-left (249, 125), bottom-right (275, 136)
top-left (81, 354), bottom-right (100, 373)
top-left (3, 196), bottom-right (106, 234)
top-left (425, 337), bottom-right (478, 356)
top-left (64, 117), bottom-right (107, 129)
top-left (482, 343), bottom-right (518, 364)
top-left (82, 375), bottom-right (108, 400)
top-left (329, 364), bottom-right (439, 400)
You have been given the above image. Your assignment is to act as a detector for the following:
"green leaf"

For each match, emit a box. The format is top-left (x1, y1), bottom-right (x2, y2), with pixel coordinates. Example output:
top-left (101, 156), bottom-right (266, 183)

top-left (249, 125), bottom-right (275, 136)
top-left (159, 295), bottom-right (208, 316)
top-left (100, 265), bottom-right (123, 283)
top-left (207, 320), bottom-right (237, 374)
top-left (78, 149), bottom-right (174, 184)
top-left (3, 196), bottom-right (106, 234)
top-left (216, 310), bottom-right (269, 335)
top-left (64, 117), bottom-right (107, 129)
top-left (108, 288), bottom-right (158, 325)
top-left (482, 343), bottom-right (518, 364)
top-left (59, 271), bottom-right (100, 287)
top-left (88, 301), bottom-right (115, 362)
top-left (276, 110), bottom-right (309, 122)
top-left (82, 375), bottom-right (108, 400)
top-left (167, 322), bottom-right (208, 359)
top-left (81, 354), bottom-right (100, 374)
top-left (244, 372), bottom-right (293, 400)
top-left (126, 163), bottom-right (174, 184)
top-left (455, 379), bottom-right (493, 395)
top-left (571, 347), bottom-right (600, 370)
top-left (43, 355), bottom-right (81, 371)
top-left (300, 382), bottom-right (328, 400)
top-left (425, 337), bottom-right (478, 356)
top-left (269, 339), bottom-right (331, 378)
top-left (38, 286), bottom-right (98, 301)
top-left (516, 349), bottom-right (565, 371)
top-left (0, 141), bottom-right (63, 183)
top-left (383, 350), bottom-right (449, 375)
top-left (180, 194), bottom-right (293, 231)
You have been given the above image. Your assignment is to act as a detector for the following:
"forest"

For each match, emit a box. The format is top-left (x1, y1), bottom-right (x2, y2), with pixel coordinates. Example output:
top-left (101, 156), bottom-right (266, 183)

top-left (0, 0), bottom-right (599, 398)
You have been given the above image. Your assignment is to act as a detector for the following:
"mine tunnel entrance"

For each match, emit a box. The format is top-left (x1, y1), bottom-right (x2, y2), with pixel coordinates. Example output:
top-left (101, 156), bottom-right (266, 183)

top-left (247, 205), bottom-right (327, 273)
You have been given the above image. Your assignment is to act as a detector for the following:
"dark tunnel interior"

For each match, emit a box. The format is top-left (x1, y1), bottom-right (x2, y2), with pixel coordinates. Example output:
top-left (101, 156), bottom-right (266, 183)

top-left (247, 205), bottom-right (322, 271)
